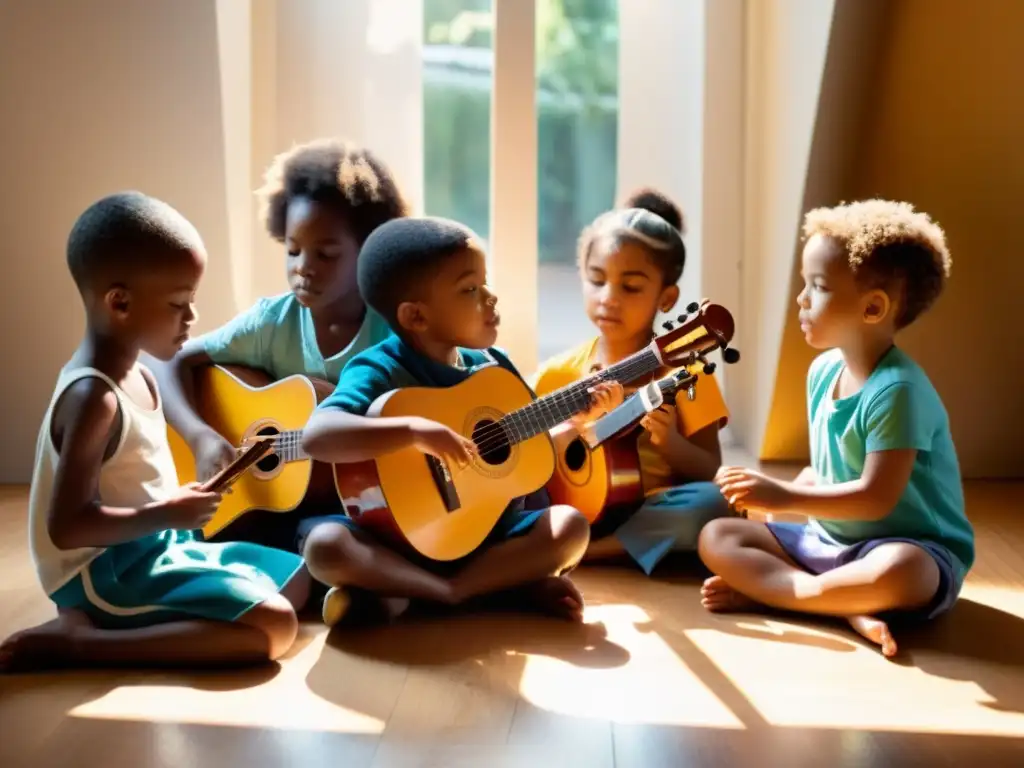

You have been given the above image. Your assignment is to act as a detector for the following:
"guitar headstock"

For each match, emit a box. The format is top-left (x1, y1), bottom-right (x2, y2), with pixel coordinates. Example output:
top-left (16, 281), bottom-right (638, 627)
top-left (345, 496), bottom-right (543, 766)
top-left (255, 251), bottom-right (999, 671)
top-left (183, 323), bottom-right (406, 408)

top-left (652, 299), bottom-right (740, 374)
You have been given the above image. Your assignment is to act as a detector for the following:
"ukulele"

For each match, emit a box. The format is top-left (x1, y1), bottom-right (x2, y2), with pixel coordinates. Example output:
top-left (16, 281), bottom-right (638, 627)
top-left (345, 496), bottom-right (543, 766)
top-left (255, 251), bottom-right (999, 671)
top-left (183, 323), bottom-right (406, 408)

top-left (333, 300), bottom-right (738, 562)
top-left (547, 366), bottom-right (702, 531)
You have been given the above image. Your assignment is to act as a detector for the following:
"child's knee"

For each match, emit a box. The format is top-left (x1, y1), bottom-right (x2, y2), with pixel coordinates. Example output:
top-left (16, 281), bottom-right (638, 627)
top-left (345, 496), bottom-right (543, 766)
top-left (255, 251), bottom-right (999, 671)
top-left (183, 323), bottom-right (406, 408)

top-left (302, 522), bottom-right (358, 575)
top-left (866, 543), bottom-right (942, 608)
top-left (243, 593), bottom-right (299, 660)
top-left (697, 516), bottom-right (752, 565)
top-left (540, 505), bottom-right (591, 561)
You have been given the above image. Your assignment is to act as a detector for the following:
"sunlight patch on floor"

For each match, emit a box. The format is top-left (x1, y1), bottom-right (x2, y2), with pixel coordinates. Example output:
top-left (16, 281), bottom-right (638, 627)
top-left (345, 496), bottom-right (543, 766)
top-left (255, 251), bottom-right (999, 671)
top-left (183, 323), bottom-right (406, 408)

top-left (685, 622), bottom-right (1024, 737)
top-left (68, 632), bottom-right (386, 734)
top-left (515, 604), bottom-right (745, 728)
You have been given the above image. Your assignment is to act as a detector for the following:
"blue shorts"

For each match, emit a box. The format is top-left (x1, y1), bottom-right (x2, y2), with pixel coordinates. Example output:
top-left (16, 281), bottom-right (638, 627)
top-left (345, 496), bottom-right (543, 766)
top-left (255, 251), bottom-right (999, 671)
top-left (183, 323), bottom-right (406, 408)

top-left (611, 482), bottom-right (733, 575)
top-left (50, 530), bottom-right (304, 629)
top-left (766, 522), bottom-right (963, 622)
top-left (295, 501), bottom-right (545, 576)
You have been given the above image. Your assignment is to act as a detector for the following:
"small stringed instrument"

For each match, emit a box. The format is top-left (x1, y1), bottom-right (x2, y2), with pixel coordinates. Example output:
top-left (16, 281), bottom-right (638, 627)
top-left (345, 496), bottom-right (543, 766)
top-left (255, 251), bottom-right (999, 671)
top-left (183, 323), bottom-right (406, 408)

top-left (167, 365), bottom-right (339, 538)
top-left (547, 367), bottom-right (698, 531)
top-left (334, 300), bottom-right (738, 562)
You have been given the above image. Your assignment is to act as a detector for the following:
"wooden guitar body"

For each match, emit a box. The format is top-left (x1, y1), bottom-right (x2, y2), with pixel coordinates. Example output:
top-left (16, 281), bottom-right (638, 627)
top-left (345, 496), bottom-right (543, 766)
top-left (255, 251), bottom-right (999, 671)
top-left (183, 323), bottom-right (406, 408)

top-left (334, 364), bottom-right (556, 562)
top-left (547, 424), bottom-right (645, 526)
top-left (167, 365), bottom-right (337, 538)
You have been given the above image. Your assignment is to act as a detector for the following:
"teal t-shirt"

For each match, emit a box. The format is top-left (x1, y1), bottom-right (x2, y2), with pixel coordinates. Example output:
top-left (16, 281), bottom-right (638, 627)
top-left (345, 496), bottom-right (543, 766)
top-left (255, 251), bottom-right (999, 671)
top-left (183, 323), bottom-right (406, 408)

top-left (196, 292), bottom-right (393, 384)
top-left (807, 346), bottom-right (974, 584)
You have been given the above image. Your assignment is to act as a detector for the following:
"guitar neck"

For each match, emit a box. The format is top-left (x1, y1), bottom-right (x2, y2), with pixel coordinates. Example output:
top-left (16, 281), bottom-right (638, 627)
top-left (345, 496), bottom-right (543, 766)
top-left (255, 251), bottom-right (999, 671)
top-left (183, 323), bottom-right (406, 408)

top-left (590, 370), bottom-right (694, 447)
top-left (499, 345), bottom-right (663, 445)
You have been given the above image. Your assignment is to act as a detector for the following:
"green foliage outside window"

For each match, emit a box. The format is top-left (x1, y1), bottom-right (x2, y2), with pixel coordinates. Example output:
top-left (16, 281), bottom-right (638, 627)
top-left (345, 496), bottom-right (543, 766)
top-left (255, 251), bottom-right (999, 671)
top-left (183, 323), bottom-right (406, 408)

top-left (423, 0), bottom-right (618, 263)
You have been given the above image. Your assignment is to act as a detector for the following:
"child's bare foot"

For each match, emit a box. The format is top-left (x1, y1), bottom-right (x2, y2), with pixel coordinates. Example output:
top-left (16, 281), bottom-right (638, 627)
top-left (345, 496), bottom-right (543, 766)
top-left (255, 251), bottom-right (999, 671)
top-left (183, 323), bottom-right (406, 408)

top-left (700, 575), bottom-right (758, 612)
top-left (848, 614), bottom-right (897, 658)
top-left (517, 576), bottom-right (585, 621)
top-left (0, 610), bottom-right (93, 673)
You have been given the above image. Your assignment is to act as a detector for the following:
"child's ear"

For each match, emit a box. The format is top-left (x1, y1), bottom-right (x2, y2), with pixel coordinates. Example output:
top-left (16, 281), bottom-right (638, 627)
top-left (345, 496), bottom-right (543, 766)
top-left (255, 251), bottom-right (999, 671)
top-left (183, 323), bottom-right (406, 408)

top-left (659, 283), bottom-right (680, 314)
top-left (396, 301), bottom-right (429, 333)
top-left (103, 286), bottom-right (131, 319)
top-left (863, 289), bottom-right (891, 325)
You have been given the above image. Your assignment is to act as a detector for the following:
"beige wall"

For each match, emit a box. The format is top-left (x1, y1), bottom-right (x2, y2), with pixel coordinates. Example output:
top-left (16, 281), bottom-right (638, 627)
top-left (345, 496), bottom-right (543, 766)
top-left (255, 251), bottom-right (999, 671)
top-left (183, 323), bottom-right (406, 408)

top-left (0, 0), bottom-right (242, 483)
top-left (763, 0), bottom-right (1024, 479)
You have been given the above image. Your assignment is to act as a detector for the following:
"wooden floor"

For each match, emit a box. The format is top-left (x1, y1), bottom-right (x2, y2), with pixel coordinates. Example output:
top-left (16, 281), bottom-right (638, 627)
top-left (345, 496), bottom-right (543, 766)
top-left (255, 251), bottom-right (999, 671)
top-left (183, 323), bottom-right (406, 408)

top-left (3, 478), bottom-right (1024, 768)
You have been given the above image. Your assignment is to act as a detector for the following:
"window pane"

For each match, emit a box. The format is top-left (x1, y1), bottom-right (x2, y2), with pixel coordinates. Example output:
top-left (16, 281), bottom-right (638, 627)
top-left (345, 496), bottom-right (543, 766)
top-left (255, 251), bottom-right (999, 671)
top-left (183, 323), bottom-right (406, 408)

top-left (536, 0), bottom-right (619, 364)
top-left (422, 0), bottom-right (493, 243)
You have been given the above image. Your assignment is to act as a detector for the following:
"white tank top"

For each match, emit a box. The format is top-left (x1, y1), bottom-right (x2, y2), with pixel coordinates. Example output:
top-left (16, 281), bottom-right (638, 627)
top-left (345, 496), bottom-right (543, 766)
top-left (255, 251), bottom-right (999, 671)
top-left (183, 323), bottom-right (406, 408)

top-left (29, 365), bottom-right (180, 595)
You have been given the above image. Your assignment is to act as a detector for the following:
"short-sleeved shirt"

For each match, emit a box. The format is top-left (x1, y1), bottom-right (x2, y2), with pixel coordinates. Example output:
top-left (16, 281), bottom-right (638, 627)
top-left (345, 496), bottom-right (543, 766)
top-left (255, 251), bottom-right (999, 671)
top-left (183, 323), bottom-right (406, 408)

top-left (320, 334), bottom-right (524, 416)
top-left (529, 337), bottom-right (729, 495)
top-left (194, 292), bottom-right (393, 384)
top-left (806, 346), bottom-right (974, 584)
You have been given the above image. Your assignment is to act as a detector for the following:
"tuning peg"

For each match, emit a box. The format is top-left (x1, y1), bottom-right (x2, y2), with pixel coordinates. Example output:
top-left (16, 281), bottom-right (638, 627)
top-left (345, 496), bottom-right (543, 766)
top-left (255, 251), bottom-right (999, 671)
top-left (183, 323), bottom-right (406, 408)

top-left (676, 313), bottom-right (688, 324)
top-left (703, 362), bottom-right (717, 375)
top-left (662, 321), bottom-right (674, 331)
top-left (687, 301), bottom-right (700, 313)
top-left (723, 347), bottom-right (740, 364)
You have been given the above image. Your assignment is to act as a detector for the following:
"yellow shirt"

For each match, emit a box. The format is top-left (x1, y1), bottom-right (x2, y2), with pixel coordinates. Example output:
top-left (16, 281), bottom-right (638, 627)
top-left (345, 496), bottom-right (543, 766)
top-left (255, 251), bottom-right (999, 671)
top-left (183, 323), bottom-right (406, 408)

top-left (530, 337), bottom-right (729, 495)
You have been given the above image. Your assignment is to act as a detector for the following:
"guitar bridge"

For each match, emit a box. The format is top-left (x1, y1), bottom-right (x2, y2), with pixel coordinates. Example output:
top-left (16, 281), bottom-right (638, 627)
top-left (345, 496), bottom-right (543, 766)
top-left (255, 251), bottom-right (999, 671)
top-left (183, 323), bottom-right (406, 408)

top-left (426, 455), bottom-right (461, 513)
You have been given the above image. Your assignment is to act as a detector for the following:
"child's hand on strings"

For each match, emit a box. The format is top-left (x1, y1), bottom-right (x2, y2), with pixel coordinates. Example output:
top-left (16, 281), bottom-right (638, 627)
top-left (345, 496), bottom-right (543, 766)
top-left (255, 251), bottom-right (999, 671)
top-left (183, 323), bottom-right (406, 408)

top-left (570, 381), bottom-right (625, 429)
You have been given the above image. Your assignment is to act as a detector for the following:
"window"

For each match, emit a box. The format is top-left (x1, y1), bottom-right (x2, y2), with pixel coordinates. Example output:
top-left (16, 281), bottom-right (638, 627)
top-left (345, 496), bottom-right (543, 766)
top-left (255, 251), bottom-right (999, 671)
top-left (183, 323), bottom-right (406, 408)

top-left (422, 0), bottom-right (619, 365)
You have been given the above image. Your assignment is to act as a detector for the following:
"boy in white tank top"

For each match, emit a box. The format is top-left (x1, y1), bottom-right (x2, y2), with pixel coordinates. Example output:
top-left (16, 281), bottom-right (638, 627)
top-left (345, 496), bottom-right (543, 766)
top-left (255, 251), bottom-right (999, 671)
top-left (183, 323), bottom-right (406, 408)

top-left (0, 192), bottom-right (309, 672)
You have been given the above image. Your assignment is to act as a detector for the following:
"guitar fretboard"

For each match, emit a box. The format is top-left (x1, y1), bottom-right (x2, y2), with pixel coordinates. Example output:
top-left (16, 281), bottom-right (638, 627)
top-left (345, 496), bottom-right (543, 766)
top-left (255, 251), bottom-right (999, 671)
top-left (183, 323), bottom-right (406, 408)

top-left (498, 346), bottom-right (662, 445)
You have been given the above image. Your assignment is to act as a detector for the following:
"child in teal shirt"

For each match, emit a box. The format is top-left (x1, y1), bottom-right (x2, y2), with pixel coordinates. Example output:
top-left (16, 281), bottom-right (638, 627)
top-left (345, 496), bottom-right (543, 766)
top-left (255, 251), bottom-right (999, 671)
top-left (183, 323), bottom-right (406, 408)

top-left (698, 199), bottom-right (973, 659)
top-left (152, 138), bottom-right (401, 557)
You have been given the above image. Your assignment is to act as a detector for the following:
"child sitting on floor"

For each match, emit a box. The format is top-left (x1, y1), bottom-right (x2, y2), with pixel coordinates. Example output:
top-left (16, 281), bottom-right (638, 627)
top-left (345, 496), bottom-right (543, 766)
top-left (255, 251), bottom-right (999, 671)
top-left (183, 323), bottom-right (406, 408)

top-left (0, 192), bottom-right (308, 672)
top-left (699, 199), bottom-right (974, 659)
top-left (530, 189), bottom-right (732, 575)
top-left (301, 216), bottom-right (596, 626)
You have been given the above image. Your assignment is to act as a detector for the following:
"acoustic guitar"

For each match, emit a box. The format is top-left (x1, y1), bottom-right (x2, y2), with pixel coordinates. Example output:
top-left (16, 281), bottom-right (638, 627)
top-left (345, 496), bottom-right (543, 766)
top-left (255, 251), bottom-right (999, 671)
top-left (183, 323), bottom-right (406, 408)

top-left (547, 366), bottom-right (704, 531)
top-left (334, 300), bottom-right (737, 562)
top-left (166, 365), bottom-right (339, 538)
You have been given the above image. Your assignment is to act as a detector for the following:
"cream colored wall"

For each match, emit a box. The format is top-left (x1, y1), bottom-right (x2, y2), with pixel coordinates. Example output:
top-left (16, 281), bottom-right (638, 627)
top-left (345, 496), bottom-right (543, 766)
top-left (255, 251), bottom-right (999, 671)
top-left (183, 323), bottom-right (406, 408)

top-left (762, 0), bottom-right (1024, 479)
top-left (727, 0), bottom-right (837, 456)
top-left (0, 0), bottom-right (244, 483)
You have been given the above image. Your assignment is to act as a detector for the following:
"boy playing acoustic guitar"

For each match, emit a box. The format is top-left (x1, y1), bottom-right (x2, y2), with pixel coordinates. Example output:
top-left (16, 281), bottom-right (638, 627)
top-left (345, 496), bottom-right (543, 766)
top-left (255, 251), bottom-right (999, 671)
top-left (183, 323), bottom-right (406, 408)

top-left (699, 200), bottom-right (974, 658)
top-left (0, 192), bottom-right (308, 672)
top-left (530, 190), bottom-right (732, 575)
top-left (301, 216), bottom-right (605, 625)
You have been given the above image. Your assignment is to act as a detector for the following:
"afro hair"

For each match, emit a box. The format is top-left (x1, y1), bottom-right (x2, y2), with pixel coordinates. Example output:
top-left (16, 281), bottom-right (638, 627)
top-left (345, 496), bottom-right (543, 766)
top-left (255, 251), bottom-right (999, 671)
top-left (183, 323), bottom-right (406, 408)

top-left (256, 137), bottom-right (409, 247)
top-left (803, 199), bottom-right (951, 328)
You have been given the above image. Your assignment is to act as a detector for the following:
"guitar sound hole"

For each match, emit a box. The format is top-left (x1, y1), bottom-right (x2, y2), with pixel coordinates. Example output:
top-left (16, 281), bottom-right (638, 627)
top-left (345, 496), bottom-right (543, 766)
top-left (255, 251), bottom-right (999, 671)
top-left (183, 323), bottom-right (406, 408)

top-left (564, 437), bottom-right (588, 472)
top-left (255, 426), bottom-right (280, 472)
top-left (472, 419), bottom-right (511, 466)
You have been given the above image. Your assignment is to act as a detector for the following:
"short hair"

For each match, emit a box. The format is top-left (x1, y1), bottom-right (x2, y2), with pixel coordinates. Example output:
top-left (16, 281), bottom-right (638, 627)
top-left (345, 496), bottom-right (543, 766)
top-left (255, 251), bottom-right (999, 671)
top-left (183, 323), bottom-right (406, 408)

top-left (256, 137), bottom-right (409, 246)
top-left (357, 216), bottom-right (478, 326)
top-left (802, 199), bottom-right (951, 328)
top-left (66, 191), bottom-right (202, 291)
top-left (577, 206), bottom-right (686, 286)
top-left (620, 187), bottom-right (686, 234)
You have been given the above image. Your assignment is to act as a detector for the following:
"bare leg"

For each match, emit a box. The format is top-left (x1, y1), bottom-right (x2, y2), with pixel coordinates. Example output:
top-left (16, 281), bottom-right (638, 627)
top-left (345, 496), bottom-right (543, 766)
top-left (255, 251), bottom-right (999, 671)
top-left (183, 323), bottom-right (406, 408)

top-left (697, 518), bottom-right (940, 658)
top-left (0, 592), bottom-right (301, 673)
top-left (303, 522), bottom-right (455, 604)
top-left (449, 506), bottom-right (591, 621)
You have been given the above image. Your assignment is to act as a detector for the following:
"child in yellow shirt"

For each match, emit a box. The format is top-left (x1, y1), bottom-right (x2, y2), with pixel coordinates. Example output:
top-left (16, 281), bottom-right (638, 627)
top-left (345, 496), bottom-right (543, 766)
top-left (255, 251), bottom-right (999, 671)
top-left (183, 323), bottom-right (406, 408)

top-left (531, 190), bottom-right (732, 574)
